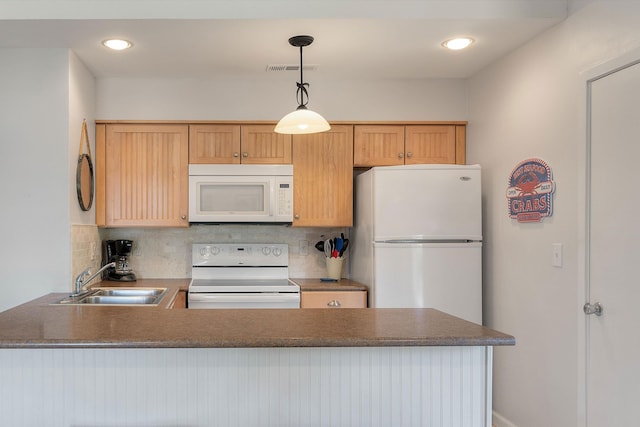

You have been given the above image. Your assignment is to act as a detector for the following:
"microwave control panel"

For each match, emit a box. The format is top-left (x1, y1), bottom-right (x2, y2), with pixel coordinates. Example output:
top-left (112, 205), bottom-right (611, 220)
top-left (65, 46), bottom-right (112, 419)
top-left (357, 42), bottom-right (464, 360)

top-left (277, 178), bottom-right (293, 217)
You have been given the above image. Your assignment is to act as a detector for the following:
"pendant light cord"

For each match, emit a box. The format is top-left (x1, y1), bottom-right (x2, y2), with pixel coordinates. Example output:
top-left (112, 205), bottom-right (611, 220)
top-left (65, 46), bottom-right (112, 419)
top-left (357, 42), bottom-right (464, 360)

top-left (296, 45), bottom-right (310, 109)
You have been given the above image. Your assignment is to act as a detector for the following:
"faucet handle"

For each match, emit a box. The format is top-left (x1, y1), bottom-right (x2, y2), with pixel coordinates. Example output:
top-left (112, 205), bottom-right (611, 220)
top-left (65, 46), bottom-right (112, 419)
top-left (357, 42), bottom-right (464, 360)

top-left (76, 268), bottom-right (91, 281)
top-left (74, 262), bottom-right (116, 294)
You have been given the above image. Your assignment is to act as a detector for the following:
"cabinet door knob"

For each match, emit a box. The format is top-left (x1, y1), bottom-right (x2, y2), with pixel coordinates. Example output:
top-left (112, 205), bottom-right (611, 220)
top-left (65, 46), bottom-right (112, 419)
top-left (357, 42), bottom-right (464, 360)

top-left (294, 214), bottom-right (300, 219)
top-left (398, 152), bottom-right (404, 159)
top-left (233, 152), bottom-right (239, 157)
top-left (243, 152), bottom-right (249, 158)
top-left (327, 300), bottom-right (341, 307)
top-left (181, 215), bottom-right (187, 220)
top-left (406, 152), bottom-right (413, 158)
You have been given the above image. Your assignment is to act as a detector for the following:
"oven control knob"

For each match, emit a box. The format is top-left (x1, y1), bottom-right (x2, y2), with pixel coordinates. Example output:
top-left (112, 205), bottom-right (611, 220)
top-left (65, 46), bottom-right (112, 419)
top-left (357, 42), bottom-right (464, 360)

top-left (273, 247), bottom-right (282, 257)
top-left (262, 247), bottom-right (272, 256)
top-left (210, 246), bottom-right (221, 255)
top-left (199, 247), bottom-right (209, 256)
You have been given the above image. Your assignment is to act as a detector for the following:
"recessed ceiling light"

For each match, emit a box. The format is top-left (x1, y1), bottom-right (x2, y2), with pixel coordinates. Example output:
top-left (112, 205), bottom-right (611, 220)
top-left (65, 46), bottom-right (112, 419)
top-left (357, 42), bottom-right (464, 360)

top-left (442, 37), bottom-right (474, 51)
top-left (102, 39), bottom-right (132, 51)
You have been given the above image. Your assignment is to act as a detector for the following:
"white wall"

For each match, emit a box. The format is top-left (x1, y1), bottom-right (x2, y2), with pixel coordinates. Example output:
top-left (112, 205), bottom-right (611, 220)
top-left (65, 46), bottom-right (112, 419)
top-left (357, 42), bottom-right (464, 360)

top-left (467, 2), bottom-right (640, 426)
top-left (96, 76), bottom-right (468, 121)
top-left (68, 52), bottom-right (103, 284)
top-left (68, 51), bottom-right (97, 226)
top-left (0, 49), bottom-right (72, 311)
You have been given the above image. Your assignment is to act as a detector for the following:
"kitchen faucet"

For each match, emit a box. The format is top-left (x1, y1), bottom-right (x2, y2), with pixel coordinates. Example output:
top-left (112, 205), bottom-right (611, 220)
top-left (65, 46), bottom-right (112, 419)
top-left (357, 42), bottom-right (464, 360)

top-left (73, 262), bottom-right (116, 296)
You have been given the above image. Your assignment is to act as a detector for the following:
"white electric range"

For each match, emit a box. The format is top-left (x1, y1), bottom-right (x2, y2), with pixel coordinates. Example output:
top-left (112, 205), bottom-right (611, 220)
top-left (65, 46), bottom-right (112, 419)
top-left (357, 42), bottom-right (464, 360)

top-left (188, 243), bottom-right (300, 309)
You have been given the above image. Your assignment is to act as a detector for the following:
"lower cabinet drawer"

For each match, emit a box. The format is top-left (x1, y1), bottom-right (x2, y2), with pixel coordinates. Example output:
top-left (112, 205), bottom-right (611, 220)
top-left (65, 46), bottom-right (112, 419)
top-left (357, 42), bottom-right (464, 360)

top-left (301, 291), bottom-right (367, 308)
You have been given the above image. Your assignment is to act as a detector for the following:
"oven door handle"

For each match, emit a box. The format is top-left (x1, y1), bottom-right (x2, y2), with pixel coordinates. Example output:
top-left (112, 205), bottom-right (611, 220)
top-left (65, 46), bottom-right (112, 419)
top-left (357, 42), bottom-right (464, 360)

top-left (188, 293), bottom-right (299, 303)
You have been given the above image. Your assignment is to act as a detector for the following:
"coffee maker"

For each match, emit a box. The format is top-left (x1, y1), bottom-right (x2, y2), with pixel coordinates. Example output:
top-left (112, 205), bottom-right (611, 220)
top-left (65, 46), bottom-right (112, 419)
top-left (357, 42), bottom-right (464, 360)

top-left (102, 239), bottom-right (137, 281)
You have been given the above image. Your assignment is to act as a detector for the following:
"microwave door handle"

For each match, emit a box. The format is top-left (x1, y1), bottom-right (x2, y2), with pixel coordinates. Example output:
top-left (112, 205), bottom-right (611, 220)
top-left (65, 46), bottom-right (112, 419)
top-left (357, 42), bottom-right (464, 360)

top-left (269, 181), bottom-right (275, 217)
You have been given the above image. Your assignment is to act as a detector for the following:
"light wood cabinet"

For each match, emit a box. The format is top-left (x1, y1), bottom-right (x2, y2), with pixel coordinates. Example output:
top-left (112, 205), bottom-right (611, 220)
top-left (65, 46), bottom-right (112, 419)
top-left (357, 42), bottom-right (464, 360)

top-left (291, 125), bottom-right (354, 227)
top-left (353, 125), bottom-right (405, 166)
top-left (189, 124), bottom-right (240, 164)
top-left (301, 290), bottom-right (368, 308)
top-left (189, 124), bottom-right (292, 164)
top-left (354, 124), bottom-right (466, 166)
top-left (96, 121), bottom-right (465, 228)
top-left (96, 124), bottom-right (189, 227)
top-left (241, 125), bottom-right (292, 164)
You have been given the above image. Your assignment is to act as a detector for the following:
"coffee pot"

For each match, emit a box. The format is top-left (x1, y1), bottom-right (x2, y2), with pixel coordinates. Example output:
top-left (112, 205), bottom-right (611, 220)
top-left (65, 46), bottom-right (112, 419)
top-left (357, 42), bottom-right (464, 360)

top-left (102, 239), bottom-right (137, 281)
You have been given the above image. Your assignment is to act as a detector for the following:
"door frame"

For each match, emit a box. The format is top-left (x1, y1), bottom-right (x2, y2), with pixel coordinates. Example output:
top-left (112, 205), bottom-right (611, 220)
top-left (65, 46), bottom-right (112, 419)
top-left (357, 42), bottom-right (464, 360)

top-left (578, 46), bottom-right (640, 427)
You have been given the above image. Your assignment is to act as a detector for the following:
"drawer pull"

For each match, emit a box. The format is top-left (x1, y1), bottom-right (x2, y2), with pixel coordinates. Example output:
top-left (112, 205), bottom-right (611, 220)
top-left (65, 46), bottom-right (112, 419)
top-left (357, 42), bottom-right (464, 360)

top-left (327, 299), bottom-right (341, 307)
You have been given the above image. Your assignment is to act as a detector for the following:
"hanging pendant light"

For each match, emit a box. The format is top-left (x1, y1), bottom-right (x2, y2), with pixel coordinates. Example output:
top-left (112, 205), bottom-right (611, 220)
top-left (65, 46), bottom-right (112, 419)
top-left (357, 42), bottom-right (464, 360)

top-left (275, 35), bottom-right (331, 135)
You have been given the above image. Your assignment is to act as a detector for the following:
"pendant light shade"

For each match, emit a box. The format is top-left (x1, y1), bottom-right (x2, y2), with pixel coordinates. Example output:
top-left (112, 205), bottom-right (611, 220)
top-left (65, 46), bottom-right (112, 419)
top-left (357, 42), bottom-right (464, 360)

top-left (275, 35), bottom-right (330, 135)
top-left (275, 106), bottom-right (330, 134)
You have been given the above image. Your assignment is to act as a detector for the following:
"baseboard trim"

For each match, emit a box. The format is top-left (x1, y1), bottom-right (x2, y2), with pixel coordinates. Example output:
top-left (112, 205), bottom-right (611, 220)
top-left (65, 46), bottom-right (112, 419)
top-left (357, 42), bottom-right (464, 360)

top-left (493, 410), bottom-right (519, 427)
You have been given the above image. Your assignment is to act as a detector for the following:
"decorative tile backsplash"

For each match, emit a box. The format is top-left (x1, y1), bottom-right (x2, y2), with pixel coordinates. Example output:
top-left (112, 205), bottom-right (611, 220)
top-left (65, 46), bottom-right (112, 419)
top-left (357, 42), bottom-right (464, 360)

top-left (70, 224), bottom-right (102, 289)
top-left (99, 225), bottom-right (350, 279)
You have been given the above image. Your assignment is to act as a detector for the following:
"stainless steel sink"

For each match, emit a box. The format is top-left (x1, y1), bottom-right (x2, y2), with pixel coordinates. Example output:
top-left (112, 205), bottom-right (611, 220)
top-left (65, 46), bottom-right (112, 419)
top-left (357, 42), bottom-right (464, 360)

top-left (93, 288), bottom-right (165, 297)
top-left (77, 295), bottom-right (158, 305)
top-left (54, 287), bottom-right (167, 306)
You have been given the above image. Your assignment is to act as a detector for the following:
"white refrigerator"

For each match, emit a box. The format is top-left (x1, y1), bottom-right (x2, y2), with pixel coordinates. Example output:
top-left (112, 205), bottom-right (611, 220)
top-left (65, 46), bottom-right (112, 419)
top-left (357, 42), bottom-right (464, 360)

top-left (350, 164), bottom-right (483, 324)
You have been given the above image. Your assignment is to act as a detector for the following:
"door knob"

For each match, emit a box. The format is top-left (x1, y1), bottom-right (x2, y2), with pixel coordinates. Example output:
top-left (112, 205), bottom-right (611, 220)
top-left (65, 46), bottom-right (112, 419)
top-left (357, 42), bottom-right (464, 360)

top-left (583, 302), bottom-right (603, 316)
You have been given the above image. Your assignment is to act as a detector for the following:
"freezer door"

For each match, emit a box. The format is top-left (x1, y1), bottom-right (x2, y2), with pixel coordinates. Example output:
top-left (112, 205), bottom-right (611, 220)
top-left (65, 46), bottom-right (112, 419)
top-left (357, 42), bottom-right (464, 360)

top-left (371, 165), bottom-right (481, 241)
top-left (372, 242), bottom-right (482, 324)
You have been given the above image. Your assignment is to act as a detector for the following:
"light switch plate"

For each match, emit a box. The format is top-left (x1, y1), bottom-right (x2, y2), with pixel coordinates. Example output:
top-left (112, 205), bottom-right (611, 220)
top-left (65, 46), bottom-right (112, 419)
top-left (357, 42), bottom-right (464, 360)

top-left (552, 243), bottom-right (563, 267)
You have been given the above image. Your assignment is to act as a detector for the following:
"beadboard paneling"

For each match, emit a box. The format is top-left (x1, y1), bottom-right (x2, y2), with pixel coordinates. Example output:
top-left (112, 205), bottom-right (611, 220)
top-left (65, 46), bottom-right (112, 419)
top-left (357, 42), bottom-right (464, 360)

top-left (0, 346), bottom-right (491, 426)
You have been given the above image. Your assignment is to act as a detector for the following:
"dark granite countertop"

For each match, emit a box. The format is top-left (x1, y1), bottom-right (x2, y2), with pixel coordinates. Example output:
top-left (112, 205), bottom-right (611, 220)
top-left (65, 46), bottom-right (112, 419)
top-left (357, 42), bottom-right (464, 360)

top-left (0, 279), bottom-right (514, 349)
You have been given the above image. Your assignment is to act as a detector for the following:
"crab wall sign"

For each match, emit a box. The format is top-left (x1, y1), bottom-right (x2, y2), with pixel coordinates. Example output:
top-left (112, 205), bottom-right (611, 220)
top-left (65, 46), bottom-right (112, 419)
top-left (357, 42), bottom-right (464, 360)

top-left (506, 158), bottom-right (555, 223)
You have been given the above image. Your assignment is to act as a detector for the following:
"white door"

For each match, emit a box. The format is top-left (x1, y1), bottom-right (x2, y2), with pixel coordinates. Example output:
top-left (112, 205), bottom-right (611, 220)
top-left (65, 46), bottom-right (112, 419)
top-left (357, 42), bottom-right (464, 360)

top-left (372, 242), bottom-right (482, 323)
top-left (587, 59), bottom-right (640, 426)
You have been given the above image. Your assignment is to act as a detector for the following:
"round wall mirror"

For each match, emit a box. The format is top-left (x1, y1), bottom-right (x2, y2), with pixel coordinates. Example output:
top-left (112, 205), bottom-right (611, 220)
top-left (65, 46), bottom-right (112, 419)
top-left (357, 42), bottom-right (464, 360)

top-left (76, 153), bottom-right (94, 211)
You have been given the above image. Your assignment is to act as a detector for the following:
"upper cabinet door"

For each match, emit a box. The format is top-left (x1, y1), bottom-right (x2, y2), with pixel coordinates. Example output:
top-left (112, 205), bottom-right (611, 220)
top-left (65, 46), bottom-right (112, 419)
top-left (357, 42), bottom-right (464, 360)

top-left (353, 125), bottom-right (405, 167)
top-left (240, 125), bottom-right (292, 164)
top-left (189, 124), bottom-right (291, 164)
top-left (404, 125), bottom-right (456, 164)
top-left (292, 125), bottom-right (354, 227)
top-left (189, 124), bottom-right (241, 164)
top-left (354, 124), bottom-right (465, 166)
top-left (97, 124), bottom-right (189, 227)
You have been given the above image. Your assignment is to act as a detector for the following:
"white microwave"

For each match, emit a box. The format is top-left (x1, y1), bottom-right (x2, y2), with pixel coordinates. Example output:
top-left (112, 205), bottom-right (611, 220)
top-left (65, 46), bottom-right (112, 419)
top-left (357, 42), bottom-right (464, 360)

top-left (188, 164), bottom-right (293, 223)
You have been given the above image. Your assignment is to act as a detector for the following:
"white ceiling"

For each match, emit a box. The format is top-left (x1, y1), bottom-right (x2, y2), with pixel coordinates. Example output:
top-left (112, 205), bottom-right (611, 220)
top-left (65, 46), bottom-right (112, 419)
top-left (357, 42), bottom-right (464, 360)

top-left (0, 0), bottom-right (569, 80)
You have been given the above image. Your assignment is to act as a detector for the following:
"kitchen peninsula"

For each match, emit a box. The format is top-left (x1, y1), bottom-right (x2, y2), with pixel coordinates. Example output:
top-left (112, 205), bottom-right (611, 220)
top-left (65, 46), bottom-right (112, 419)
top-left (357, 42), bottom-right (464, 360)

top-left (0, 279), bottom-right (514, 427)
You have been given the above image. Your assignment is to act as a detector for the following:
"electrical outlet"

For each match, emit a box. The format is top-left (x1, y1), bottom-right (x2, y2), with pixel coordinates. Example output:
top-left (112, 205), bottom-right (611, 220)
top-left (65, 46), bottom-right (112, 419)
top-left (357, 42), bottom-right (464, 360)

top-left (90, 242), bottom-right (97, 261)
